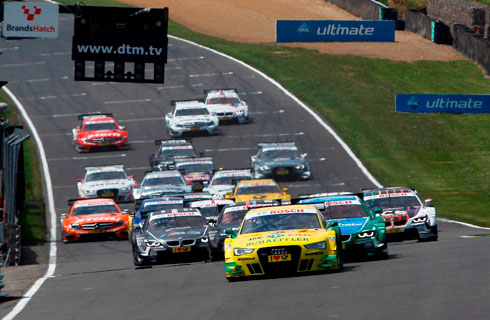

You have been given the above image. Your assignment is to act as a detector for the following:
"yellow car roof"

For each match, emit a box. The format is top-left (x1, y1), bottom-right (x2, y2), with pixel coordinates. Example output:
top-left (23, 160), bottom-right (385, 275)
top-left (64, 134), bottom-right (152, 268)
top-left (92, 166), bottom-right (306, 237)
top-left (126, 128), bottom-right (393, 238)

top-left (237, 179), bottom-right (278, 186)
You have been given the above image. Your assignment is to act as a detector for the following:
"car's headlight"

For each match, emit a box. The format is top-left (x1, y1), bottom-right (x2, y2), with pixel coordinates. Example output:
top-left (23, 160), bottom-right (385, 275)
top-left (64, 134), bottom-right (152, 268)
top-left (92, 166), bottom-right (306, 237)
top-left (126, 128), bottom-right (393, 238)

top-left (206, 120), bottom-right (214, 126)
top-left (295, 164), bottom-right (305, 170)
top-left (70, 224), bottom-right (81, 230)
top-left (84, 189), bottom-right (95, 195)
top-left (235, 110), bottom-right (244, 116)
top-left (234, 248), bottom-right (255, 256)
top-left (358, 231), bottom-right (375, 238)
top-left (200, 236), bottom-right (209, 243)
top-left (176, 123), bottom-right (184, 127)
top-left (113, 220), bottom-right (124, 228)
top-left (259, 165), bottom-right (269, 171)
top-left (120, 186), bottom-right (131, 192)
top-left (304, 241), bottom-right (326, 249)
top-left (413, 216), bottom-right (428, 223)
top-left (144, 240), bottom-right (162, 247)
top-left (81, 138), bottom-right (92, 143)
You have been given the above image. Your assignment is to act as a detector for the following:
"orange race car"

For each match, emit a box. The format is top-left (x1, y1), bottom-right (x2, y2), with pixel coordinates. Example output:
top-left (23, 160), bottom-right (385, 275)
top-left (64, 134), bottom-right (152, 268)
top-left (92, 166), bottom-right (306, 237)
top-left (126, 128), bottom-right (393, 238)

top-left (60, 198), bottom-right (129, 243)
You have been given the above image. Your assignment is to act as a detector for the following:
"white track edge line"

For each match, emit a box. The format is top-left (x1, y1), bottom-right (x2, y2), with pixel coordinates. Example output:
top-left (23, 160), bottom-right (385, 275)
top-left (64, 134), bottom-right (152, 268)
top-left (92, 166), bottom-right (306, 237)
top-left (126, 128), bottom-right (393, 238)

top-left (170, 35), bottom-right (383, 188)
top-left (1, 87), bottom-right (57, 320)
top-left (438, 218), bottom-right (490, 231)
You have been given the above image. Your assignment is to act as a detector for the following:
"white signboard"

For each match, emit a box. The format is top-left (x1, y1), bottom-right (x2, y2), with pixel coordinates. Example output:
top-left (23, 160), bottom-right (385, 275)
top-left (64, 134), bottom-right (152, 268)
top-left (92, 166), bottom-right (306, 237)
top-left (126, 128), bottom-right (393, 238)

top-left (2, 2), bottom-right (59, 38)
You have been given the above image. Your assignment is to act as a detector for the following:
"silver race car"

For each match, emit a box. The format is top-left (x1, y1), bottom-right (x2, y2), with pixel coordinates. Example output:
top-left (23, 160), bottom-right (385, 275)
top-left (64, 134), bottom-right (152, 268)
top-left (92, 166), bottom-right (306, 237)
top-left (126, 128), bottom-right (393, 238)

top-left (205, 169), bottom-right (253, 198)
top-left (133, 170), bottom-right (192, 200)
top-left (77, 165), bottom-right (135, 202)
top-left (165, 100), bottom-right (220, 137)
top-left (203, 89), bottom-right (250, 123)
top-left (251, 142), bottom-right (311, 180)
top-left (132, 209), bottom-right (210, 266)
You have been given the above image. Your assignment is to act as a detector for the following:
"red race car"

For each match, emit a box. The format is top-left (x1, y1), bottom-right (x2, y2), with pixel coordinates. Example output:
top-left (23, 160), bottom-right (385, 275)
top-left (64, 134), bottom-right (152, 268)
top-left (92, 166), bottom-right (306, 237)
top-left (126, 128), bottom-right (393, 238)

top-left (72, 113), bottom-right (129, 152)
top-left (60, 198), bottom-right (129, 242)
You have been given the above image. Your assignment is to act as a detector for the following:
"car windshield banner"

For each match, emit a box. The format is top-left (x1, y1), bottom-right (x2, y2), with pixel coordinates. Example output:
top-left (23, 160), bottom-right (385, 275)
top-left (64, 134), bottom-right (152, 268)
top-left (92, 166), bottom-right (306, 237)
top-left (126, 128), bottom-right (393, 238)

top-left (276, 20), bottom-right (395, 42)
top-left (396, 94), bottom-right (490, 114)
top-left (2, 2), bottom-right (59, 38)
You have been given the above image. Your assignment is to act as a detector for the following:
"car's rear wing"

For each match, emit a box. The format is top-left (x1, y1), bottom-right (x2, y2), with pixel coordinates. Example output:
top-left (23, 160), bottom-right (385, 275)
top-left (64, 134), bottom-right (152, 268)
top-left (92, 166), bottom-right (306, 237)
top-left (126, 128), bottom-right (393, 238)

top-left (170, 99), bottom-right (204, 106)
top-left (203, 88), bottom-right (238, 94)
top-left (360, 187), bottom-right (416, 198)
top-left (154, 139), bottom-right (192, 146)
top-left (77, 113), bottom-right (113, 120)
top-left (257, 142), bottom-right (296, 149)
top-left (174, 157), bottom-right (213, 164)
top-left (84, 164), bottom-right (125, 171)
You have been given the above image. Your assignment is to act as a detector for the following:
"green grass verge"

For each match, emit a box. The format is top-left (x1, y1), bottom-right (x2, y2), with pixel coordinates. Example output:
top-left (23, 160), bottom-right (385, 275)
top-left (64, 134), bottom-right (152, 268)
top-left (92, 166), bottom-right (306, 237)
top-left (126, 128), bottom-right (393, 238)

top-left (0, 94), bottom-right (46, 245)
top-left (57, 0), bottom-right (490, 227)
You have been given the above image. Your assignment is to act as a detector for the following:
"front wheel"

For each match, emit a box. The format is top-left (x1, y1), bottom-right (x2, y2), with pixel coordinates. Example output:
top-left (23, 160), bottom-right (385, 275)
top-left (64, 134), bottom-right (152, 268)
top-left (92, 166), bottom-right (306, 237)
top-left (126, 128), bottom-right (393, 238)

top-left (133, 248), bottom-right (150, 266)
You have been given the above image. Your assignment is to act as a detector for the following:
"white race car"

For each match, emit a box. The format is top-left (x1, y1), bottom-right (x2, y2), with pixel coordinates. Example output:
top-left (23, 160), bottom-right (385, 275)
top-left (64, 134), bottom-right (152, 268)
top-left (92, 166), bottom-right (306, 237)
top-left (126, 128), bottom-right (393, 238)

top-left (362, 187), bottom-right (438, 241)
top-left (204, 89), bottom-right (249, 123)
top-left (133, 170), bottom-right (192, 200)
top-left (204, 169), bottom-right (253, 199)
top-left (188, 199), bottom-right (235, 223)
top-left (165, 100), bottom-right (220, 137)
top-left (77, 165), bottom-right (135, 202)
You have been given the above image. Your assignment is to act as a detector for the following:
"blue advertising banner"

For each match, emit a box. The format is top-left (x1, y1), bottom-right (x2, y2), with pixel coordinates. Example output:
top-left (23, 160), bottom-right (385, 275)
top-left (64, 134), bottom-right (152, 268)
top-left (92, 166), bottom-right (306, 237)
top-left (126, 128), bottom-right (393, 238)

top-left (276, 20), bottom-right (395, 42)
top-left (396, 94), bottom-right (490, 114)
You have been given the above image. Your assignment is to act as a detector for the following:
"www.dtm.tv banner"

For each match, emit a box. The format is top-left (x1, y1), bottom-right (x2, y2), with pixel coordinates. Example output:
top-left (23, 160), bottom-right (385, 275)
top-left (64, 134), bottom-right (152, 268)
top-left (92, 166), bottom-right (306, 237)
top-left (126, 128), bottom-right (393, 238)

top-left (276, 20), bottom-right (395, 42)
top-left (396, 94), bottom-right (490, 114)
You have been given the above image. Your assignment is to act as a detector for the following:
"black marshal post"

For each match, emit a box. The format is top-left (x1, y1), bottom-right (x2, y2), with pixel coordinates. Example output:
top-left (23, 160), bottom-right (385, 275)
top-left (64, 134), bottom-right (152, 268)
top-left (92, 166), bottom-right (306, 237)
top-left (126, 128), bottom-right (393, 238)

top-left (71, 6), bottom-right (168, 83)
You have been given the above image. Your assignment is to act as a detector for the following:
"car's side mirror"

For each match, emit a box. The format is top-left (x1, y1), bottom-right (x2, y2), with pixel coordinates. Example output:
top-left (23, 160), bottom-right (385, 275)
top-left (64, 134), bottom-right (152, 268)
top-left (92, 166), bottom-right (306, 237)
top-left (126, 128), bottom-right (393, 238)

top-left (76, 179), bottom-right (82, 183)
top-left (129, 175), bottom-right (135, 180)
top-left (127, 211), bottom-right (135, 217)
top-left (326, 221), bottom-right (338, 228)
top-left (60, 213), bottom-right (67, 219)
top-left (224, 191), bottom-right (232, 199)
top-left (166, 112), bottom-right (172, 118)
top-left (302, 153), bottom-right (308, 158)
top-left (224, 228), bottom-right (237, 238)
top-left (373, 207), bottom-right (383, 216)
top-left (134, 183), bottom-right (139, 188)
top-left (425, 198), bottom-right (433, 207)
top-left (283, 188), bottom-right (288, 192)
top-left (119, 126), bottom-right (126, 130)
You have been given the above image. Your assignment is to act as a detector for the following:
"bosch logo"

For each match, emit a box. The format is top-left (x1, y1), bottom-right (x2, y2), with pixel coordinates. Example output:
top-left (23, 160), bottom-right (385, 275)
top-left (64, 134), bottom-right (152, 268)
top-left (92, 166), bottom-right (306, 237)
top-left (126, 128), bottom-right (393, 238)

top-left (271, 248), bottom-right (288, 255)
top-left (22, 5), bottom-right (42, 21)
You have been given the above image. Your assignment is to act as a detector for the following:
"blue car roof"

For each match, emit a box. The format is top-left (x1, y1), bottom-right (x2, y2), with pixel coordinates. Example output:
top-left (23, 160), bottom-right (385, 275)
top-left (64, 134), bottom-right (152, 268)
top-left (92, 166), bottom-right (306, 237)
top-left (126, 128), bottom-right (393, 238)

top-left (299, 195), bottom-right (360, 203)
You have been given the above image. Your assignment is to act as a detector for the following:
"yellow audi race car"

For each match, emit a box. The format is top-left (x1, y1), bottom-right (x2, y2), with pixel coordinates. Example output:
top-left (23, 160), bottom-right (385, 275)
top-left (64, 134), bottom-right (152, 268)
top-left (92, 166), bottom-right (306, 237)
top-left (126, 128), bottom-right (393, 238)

top-left (225, 179), bottom-right (291, 204)
top-left (224, 205), bottom-right (342, 280)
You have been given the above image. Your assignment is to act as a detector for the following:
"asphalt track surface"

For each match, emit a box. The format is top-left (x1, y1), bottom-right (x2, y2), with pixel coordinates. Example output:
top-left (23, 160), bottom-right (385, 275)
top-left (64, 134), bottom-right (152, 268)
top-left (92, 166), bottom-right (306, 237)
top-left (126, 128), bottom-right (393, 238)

top-left (1, 14), bottom-right (490, 320)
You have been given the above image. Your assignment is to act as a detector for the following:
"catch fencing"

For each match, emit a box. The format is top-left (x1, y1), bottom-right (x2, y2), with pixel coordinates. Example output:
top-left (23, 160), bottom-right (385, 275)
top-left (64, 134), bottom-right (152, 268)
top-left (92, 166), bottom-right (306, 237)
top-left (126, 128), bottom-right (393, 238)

top-left (0, 120), bottom-right (30, 269)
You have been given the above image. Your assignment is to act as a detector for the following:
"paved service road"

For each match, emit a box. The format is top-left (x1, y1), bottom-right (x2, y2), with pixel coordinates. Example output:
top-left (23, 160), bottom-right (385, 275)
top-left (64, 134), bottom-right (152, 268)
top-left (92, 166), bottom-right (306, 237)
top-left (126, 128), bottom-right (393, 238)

top-left (0, 14), bottom-right (489, 320)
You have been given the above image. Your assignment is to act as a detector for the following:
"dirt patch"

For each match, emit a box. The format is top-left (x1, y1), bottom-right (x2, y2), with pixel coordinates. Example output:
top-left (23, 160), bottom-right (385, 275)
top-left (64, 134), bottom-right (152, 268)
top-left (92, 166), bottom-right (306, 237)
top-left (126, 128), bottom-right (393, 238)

top-left (120, 0), bottom-right (464, 61)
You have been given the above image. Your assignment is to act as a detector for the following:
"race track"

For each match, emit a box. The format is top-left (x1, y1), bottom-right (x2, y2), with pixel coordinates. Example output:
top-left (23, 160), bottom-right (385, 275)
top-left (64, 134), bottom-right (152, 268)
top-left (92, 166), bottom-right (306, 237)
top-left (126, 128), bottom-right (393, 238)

top-left (1, 14), bottom-right (489, 320)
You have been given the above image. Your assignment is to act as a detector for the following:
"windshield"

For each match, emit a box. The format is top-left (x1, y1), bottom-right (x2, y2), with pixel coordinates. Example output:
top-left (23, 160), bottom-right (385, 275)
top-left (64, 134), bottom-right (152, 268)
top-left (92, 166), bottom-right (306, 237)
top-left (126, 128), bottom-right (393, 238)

top-left (142, 176), bottom-right (184, 187)
top-left (175, 108), bottom-right (209, 116)
top-left (211, 175), bottom-right (251, 186)
top-left (147, 216), bottom-right (206, 230)
top-left (177, 163), bottom-right (213, 174)
top-left (207, 97), bottom-right (241, 105)
top-left (84, 122), bottom-right (118, 131)
top-left (220, 209), bottom-right (247, 224)
top-left (197, 206), bottom-right (218, 218)
top-left (86, 171), bottom-right (126, 181)
top-left (365, 196), bottom-right (420, 210)
top-left (141, 202), bottom-right (183, 213)
top-left (260, 149), bottom-right (300, 159)
top-left (72, 204), bottom-right (119, 216)
top-left (323, 204), bottom-right (369, 219)
top-left (241, 213), bottom-right (321, 234)
top-left (236, 184), bottom-right (280, 195)
top-left (158, 147), bottom-right (197, 158)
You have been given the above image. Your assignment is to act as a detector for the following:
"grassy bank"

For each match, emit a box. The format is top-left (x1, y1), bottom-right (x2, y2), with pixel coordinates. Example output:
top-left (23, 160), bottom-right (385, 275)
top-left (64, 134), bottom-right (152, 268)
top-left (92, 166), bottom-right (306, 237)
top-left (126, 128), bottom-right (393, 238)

top-left (57, 0), bottom-right (489, 227)
top-left (0, 94), bottom-right (46, 245)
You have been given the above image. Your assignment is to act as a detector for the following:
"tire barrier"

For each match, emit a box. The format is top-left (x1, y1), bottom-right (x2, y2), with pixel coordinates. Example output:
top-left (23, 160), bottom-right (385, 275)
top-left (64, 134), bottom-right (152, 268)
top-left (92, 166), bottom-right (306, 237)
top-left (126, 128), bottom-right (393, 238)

top-left (453, 24), bottom-right (490, 75)
top-left (0, 120), bottom-right (30, 266)
top-left (325, 0), bottom-right (403, 30)
top-left (427, 0), bottom-right (489, 39)
top-left (406, 10), bottom-right (452, 44)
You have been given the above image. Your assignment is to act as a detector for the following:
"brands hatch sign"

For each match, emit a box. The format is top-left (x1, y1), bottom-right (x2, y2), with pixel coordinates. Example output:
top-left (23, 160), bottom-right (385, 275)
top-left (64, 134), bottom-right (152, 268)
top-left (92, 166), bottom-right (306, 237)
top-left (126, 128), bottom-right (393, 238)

top-left (396, 94), bottom-right (490, 114)
top-left (2, 2), bottom-right (59, 38)
top-left (276, 20), bottom-right (395, 42)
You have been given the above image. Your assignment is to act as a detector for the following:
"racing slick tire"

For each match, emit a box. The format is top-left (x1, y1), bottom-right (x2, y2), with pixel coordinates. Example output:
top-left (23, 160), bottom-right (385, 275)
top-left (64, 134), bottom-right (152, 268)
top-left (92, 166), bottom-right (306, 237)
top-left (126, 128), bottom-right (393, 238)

top-left (418, 225), bottom-right (438, 242)
top-left (61, 230), bottom-right (73, 243)
top-left (375, 243), bottom-right (389, 260)
top-left (132, 246), bottom-right (151, 266)
top-left (334, 229), bottom-right (344, 271)
top-left (208, 246), bottom-right (223, 261)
